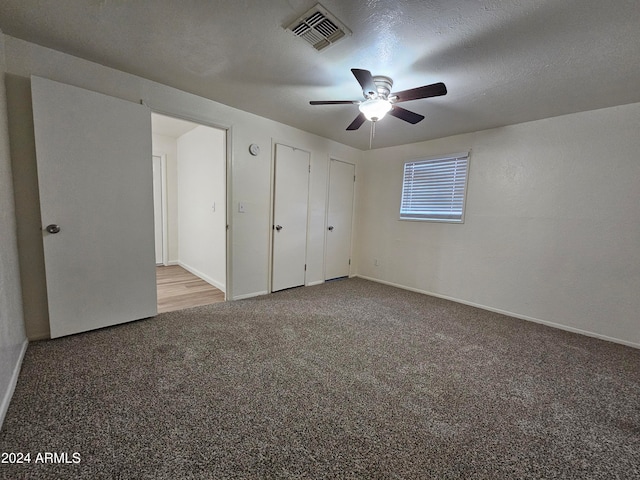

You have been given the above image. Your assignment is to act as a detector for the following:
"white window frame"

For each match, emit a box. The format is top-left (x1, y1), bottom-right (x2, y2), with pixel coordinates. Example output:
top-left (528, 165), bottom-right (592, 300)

top-left (399, 152), bottom-right (470, 223)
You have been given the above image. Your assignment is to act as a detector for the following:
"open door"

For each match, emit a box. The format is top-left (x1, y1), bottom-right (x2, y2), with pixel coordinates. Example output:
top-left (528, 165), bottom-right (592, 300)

top-left (31, 76), bottom-right (157, 338)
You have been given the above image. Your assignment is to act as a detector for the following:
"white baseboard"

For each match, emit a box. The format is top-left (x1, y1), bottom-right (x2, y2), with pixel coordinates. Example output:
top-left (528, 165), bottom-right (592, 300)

top-left (178, 262), bottom-right (225, 293)
top-left (307, 280), bottom-right (325, 287)
top-left (0, 338), bottom-right (28, 429)
top-left (232, 290), bottom-right (268, 301)
top-left (355, 275), bottom-right (639, 349)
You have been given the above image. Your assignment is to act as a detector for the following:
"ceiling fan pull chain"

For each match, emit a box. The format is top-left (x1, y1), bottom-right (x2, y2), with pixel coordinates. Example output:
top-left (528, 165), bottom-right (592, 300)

top-left (369, 121), bottom-right (374, 149)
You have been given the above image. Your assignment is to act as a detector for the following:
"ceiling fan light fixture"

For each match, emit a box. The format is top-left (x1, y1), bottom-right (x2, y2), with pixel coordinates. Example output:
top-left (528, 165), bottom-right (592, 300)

top-left (309, 68), bottom-right (446, 131)
top-left (359, 98), bottom-right (392, 121)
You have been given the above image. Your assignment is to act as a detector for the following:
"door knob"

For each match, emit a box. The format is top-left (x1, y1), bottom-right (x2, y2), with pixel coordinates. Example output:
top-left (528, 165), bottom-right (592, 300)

top-left (328, 225), bottom-right (334, 231)
top-left (46, 224), bottom-right (61, 234)
top-left (275, 225), bottom-right (283, 231)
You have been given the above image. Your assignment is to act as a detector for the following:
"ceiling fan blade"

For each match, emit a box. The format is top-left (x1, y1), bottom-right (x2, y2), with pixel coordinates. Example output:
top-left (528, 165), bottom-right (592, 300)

top-left (391, 82), bottom-right (447, 103)
top-left (351, 69), bottom-right (377, 97)
top-left (310, 100), bottom-right (360, 105)
top-left (346, 113), bottom-right (367, 131)
top-left (389, 106), bottom-right (425, 124)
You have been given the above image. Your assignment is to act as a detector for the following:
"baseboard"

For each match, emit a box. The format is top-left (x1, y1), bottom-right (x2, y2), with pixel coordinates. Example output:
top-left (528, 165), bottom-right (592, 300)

top-left (178, 262), bottom-right (225, 292)
top-left (311, 274), bottom-right (357, 286)
top-left (232, 291), bottom-right (268, 301)
top-left (355, 275), bottom-right (639, 349)
top-left (0, 338), bottom-right (28, 429)
top-left (27, 331), bottom-right (49, 341)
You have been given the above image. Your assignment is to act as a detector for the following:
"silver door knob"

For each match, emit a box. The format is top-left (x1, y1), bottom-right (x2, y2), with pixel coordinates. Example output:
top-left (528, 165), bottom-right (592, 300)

top-left (328, 226), bottom-right (334, 231)
top-left (46, 224), bottom-right (61, 234)
top-left (275, 225), bottom-right (283, 231)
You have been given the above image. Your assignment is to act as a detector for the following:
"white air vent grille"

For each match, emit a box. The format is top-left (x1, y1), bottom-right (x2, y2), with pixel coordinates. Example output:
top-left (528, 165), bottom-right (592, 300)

top-left (286, 3), bottom-right (351, 51)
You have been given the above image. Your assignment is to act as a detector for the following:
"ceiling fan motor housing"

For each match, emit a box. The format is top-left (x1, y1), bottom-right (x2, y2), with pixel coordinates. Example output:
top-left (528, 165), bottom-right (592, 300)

top-left (368, 76), bottom-right (393, 100)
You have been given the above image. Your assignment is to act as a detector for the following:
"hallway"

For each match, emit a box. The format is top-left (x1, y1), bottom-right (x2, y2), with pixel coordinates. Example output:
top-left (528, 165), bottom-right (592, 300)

top-left (156, 265), bottom-right (224, 313)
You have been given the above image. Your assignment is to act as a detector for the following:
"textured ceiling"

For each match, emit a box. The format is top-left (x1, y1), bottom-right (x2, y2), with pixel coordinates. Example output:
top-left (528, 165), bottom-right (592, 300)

top-left (1, 0), bottom-right (639, 150)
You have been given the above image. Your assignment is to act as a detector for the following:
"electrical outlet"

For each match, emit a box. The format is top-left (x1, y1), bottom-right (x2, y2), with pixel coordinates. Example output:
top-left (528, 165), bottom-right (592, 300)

top-left (238, 202), bottom-right (245, 213)
top-left (374, 258), bottom-right (379, 266)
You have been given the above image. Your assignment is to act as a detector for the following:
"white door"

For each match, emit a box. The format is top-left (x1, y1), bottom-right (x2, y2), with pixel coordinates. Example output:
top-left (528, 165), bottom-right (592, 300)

top-left (31, 76), bottom-right (157, 338)
top-left (325, 159), bottom-right (355, 280)
top-left (152, 155), bottom-right (164, 264)
top-left (272, 144), bottom-right (310, 292)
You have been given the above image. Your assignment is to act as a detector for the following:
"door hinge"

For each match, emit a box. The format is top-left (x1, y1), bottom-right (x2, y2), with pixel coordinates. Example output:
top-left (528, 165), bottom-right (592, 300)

top-left (304, 264), bottom-right (307, 271)
top-left (349, 258), bottom-right (351, 265)
top-left (354, 175), bottom-right (356, 182)
top-left (309, 164), bottom-right (311, 173)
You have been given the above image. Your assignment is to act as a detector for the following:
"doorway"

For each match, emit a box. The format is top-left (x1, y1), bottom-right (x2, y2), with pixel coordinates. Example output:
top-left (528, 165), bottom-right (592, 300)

top-left (151, 113), bottom-right (227, 312)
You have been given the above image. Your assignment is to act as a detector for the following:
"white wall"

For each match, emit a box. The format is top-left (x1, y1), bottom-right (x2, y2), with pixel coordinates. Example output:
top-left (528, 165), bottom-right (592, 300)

top-left (356, 102), bottom-right (640, 347)
top-left (4, 35), bottom-right (361, 337)
top-left (152, 133), bottom-right (179, 263)
top-left (0, 31), bottom-right (28, 428)
top-left (177, 125), bottom-right (226, 290)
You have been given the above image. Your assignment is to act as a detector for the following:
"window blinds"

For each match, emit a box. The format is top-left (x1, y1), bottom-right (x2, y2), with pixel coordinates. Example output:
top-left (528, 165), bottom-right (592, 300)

top-left (400, 153), bottom-right (469, 222)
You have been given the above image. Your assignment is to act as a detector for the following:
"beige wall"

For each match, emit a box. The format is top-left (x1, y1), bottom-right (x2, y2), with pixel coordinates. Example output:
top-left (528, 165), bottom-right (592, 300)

top-left (355, 102), bottom-right (640, 347)
top-left (0, 30), bottom-right (27, 426)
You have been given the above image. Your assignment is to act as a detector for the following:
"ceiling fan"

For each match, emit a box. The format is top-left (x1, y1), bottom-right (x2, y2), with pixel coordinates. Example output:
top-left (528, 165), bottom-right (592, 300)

top-left (310, 68), bottom-right (447, 131)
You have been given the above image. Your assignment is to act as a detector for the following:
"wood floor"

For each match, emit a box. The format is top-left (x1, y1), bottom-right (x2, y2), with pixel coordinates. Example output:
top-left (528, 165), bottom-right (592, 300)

top-left (156, 265), bottom-right (225, 313)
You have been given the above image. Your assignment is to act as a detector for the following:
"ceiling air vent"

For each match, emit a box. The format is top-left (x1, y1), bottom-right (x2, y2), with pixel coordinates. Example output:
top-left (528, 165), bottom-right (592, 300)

top-left (286, 3), bottom-right (352, 51)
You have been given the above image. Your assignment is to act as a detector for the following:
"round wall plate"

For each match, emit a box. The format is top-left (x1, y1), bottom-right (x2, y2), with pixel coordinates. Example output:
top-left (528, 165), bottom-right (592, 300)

top-left (249, 143), bottom-right (260, 156)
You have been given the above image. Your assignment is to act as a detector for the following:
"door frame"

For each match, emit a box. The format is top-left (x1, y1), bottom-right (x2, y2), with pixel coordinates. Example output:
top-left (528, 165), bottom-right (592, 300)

top-left (147, 106), bottom-right (233, 301)
top-left (268, 140), bottom-right (312, 293)
top-left (152, 153), bottom-right (169, 266)
top-left (323, 157), bottom-right (356, 280)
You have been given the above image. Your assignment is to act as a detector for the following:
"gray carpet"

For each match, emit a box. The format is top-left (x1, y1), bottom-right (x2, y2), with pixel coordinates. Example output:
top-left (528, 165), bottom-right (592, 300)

top-left (1, 278), bottom-right (638, 479)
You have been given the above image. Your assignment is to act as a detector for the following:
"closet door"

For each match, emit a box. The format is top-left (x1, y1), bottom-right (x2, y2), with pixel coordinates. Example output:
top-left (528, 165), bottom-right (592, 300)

top-left (325, 159), bottom-right (355, 280)
top-left (32, 76), bottom-right (157, 338)
top-left (272, 144), bottom-right (310, 292)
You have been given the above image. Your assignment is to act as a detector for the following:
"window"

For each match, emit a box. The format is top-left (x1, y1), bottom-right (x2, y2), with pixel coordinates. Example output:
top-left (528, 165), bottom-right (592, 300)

top-left (400, 152), bottom-right (469, 222)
